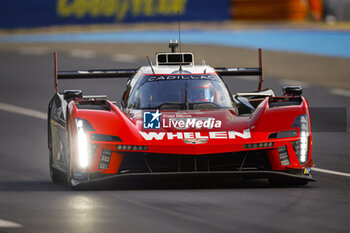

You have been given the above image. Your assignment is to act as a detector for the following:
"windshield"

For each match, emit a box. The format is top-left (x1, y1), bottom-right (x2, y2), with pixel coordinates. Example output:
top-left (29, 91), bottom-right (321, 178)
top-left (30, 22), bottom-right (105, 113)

top-left (127, 74), bottom-right (233, 110)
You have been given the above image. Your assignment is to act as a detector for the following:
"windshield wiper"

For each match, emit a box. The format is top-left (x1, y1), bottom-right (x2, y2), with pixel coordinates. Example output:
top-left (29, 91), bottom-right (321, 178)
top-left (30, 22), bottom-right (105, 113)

top-left (157, 103), bottom-right (185, 110)
top-left (192, 102), bottom-right (220, 110)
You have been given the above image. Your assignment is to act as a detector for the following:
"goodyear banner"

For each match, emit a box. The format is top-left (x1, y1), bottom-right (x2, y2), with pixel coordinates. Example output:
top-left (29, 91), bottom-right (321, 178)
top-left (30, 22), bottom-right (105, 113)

top-left (0, 0), bottom-right (230, 29)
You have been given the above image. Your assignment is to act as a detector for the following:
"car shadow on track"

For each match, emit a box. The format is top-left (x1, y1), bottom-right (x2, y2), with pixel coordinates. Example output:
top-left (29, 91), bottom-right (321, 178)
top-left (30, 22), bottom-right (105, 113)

top-left (0, 180), bottom-right (68, 192)
top-left (75, 176), bottom-right (314, 191)
top-left (0, 176), bottom-right (314, 192)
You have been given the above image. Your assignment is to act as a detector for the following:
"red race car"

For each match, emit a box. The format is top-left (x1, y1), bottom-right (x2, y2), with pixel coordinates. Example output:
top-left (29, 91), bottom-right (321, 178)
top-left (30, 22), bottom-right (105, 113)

top-left (48, 42), bottom-right (314, 189)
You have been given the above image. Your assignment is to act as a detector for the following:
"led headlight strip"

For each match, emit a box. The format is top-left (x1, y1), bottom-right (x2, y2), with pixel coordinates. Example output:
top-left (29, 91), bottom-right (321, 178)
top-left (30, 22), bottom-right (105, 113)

top-left (244, 142), bottom-right (274, 149)
top-left (292, 114), bottom-right (310, 165)
top-left (99, 149), bottom-right (112, 169)
top-left (76, 118), bottom-right (93, 169)
top-left (116, 145), bottom-right (148, 151)
top-left (277, 146), bottom-right (290, 166)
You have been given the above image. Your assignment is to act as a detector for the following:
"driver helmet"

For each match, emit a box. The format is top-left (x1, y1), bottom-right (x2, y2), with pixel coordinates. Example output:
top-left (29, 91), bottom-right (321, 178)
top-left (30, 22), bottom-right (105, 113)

top-left (189, 81), bottom-right (214, 102)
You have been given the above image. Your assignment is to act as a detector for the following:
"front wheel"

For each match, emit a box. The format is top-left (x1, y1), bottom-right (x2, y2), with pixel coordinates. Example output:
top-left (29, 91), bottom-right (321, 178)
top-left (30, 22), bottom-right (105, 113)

top-left (49, 150), bottom-right (61, 183)
top-left (66, 121), bottom-right (78, 190)
top-left (66, 156), bottom-right (77, 190)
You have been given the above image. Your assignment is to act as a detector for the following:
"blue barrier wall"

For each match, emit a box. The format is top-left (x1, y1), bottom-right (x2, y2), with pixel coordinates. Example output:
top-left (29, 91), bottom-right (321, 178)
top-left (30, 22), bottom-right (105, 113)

top-left (0, 0), bottom-right (230, 29)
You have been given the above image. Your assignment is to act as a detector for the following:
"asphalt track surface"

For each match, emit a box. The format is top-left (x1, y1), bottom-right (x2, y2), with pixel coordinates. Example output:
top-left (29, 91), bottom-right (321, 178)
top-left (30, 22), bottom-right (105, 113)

top-left (0, 49), bottom-right (350, 233)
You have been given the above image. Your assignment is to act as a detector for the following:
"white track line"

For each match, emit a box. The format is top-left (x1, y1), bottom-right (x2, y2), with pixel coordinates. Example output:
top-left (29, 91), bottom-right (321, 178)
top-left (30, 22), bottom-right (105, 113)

top-left (329, 88), bottom-right (350, 97)
top-left (111, 54), bottom-right (138, 63)
top-left (69, 49), bottom-right (96, 59)
top-left (0, 102), bottom-right (46, 120)
top-left (0, 219), bottom-right (22, 228)
top-left (18, 46), bottom-right (49, 56)
top-left (313, 167), bottom-right (350, 178)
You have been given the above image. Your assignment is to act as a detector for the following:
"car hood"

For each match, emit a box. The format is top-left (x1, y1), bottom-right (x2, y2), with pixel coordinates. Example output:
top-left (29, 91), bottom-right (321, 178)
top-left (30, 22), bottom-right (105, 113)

top-left (103, 98), bottom-right (305, 154)
top-left (130, 108), bottom-right (252, 133)
top-left (120, 106), bottom-right (268, 154)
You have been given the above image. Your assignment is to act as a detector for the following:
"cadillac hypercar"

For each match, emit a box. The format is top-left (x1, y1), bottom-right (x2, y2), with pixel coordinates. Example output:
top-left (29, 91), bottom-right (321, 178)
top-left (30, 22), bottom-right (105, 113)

top-left (48, 42), bottom-right (314, 189)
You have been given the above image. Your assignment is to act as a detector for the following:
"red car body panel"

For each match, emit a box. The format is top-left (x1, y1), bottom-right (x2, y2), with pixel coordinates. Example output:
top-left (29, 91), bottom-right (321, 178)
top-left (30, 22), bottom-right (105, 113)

top-left (66, 96), bottom-right (313, 175)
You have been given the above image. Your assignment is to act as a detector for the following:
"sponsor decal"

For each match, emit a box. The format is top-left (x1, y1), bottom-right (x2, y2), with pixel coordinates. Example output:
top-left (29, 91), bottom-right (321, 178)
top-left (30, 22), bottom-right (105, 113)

top-left (143, 110), bottom-right (161, 129)
top-left (57, 0), bottom-right (187, 21)
top-left (139, 129), bottom-right (251, 141)
top-left (163, 117), bottom-right (222, 129)
top-left (147, 74), bottom-right (216, 82)
top-left (183, 138), bottom-right (208, 144)
top-left (143, 110), bottom-right (222, 130)
top-left (304, 168), bottom-right (311, 175)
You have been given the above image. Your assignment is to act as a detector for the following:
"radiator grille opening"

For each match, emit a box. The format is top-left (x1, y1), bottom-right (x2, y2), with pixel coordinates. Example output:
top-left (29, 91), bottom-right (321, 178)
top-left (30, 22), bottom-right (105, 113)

top-left (118, 150), bottom-right (271, 174)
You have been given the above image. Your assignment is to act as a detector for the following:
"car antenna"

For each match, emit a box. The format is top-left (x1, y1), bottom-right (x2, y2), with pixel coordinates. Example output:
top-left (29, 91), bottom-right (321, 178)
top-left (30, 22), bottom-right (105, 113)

top-left (178, 11), bottom-right (183, 74)
top-left (147, 56), bottom-right (156, 75)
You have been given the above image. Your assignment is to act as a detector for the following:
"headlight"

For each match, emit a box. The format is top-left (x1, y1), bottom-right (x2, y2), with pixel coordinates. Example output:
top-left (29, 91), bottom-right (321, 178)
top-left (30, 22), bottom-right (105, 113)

top-left (75, 119), bottom-right (94, 169)
top-left (292, 114), bottom-right (310, 164)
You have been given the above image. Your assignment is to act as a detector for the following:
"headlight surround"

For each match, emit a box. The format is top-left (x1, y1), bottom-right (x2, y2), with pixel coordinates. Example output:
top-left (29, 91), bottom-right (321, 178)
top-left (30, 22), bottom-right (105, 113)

top-left (292, 114), bottom-right (310, 165)
top-left (268, 129), bottom-right (297, 139)
top-left (75, 118), bottom-right (94, 169)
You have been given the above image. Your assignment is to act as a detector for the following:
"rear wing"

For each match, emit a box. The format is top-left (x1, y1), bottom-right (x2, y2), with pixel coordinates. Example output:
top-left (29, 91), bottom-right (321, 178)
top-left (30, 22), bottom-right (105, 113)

top-left (54, 48), bottom-right (264, 92)
top-left (54, 52), bottom-right (136, 93)
top-left (214, 48), bottom-right (264, 91)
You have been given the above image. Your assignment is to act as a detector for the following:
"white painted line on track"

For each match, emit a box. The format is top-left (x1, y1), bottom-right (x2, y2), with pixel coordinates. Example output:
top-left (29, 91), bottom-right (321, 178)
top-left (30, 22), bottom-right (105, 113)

top-left (0, 219), bottom-right (22, 228)
top-left (111, 54), bottom-right (138, 63)
top-left (18, 47), bottom-right (49, 56)
top-left (313, 167), bottom-right (350, 178)
top-left (329, 88), bottom-right (350, 98)
top-left (280, 79), bottom-right (310, 88)
top-left (69, 49), bottom-right (96, 59)
top-left (0, 102), bottom-right (46, 120)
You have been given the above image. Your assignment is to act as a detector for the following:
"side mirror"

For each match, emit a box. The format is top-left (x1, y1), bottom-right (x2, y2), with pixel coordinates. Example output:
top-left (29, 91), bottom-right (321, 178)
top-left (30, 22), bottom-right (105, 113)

top-left (64, 90), bottom-right (82, 101)
top-left (282, 86), bottom-right (302, 97)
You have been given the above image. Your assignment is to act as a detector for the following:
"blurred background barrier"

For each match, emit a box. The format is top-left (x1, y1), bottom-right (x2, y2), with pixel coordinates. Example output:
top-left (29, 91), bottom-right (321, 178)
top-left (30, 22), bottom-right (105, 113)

top-left (0, 0), bottom-right (231, 29)
top-left (323, 0), bottom-right (350, 23)
top-left (231, 0), bottom-right (323, 21)
top-left (1, 0), bottom-right (350, 29)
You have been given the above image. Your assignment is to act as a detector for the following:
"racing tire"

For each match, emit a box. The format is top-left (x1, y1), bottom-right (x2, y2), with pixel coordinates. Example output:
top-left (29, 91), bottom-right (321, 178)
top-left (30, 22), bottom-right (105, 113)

top-left (49, 150), bottom-right (61, 183)
top-left (269, 177), bottom-right (309, 187)
top-left (65, 117), bottom-right (77, 190)
top-left (66, 127), bottom-right (78, 190)
top-left (66, 156), bottom-right (78, 190)
top-left (48, 122), bottom-right (61, 183)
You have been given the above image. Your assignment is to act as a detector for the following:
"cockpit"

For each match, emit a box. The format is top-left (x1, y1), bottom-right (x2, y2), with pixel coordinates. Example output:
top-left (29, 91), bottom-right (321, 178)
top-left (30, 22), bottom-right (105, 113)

top-left (126, 73), bottom-right (233, 110)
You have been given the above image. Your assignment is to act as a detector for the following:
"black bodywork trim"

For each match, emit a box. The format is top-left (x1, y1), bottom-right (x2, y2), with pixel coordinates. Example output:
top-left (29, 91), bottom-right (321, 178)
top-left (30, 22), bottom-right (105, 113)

top-left (117, 151), bottom-right (271, 174)
top-left (91, 134), bottom-right (122, 142)
top-left (58, 69), bottom-right (136, 79)
top-left (70, 170), bottom-right (315, 187)
top-left (215, 67), bottom-right (261, 76)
